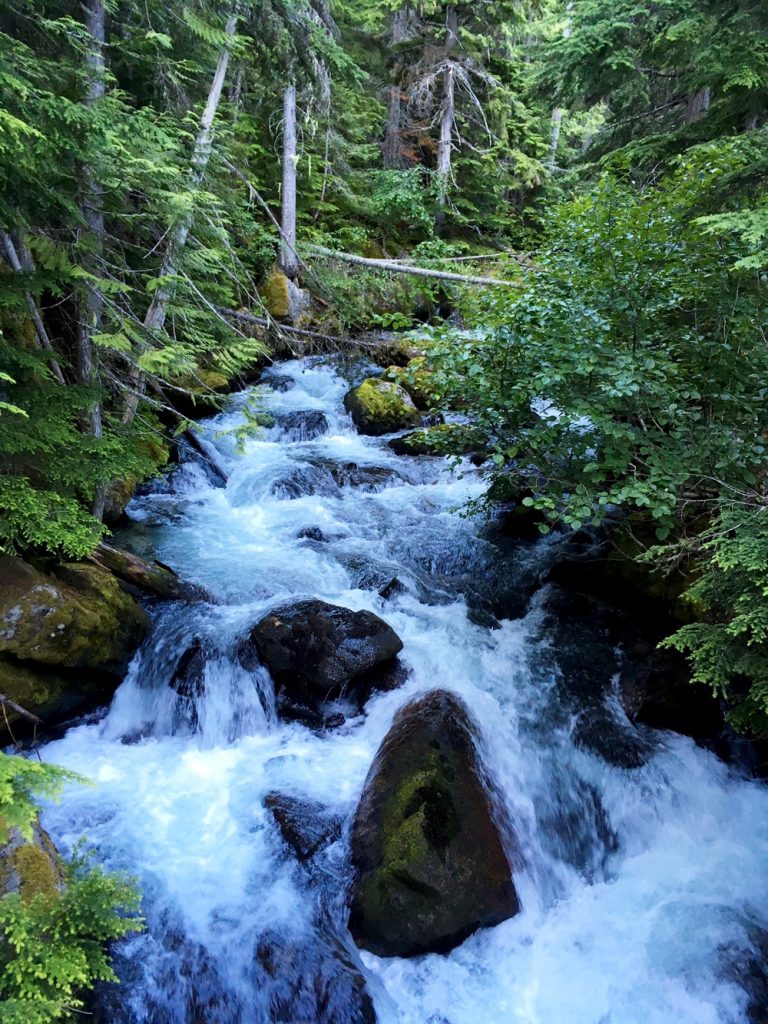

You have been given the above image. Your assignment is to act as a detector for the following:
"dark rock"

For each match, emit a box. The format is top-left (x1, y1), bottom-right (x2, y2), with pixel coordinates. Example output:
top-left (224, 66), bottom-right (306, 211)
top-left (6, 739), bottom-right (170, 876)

top-left (270, 464), bottom-right (342, 500)
top-left (618, 656), bottom-right (723, 739)
top-left (254, 931), bottom-right (376, 1024)
top-left (264, 792), bottom-right (341, 861)
top-left (324, 712), bottom-right (346, 729)
top-left (349, 689), bottom-right (520, 957)
top-left (262, 374), bottom-right (296, 392)
top-left (571, 707), bottom-right (654, 770)
top-left (388, 424), bottom-right (479, 458)
top-left (328, 461), bottom-right (405, 492)
top-left (274, 410), bottom-right (329, 441)
top-left (298, 526), bottom-right (328, 542)
top-left (379, 577), bottom-right (405, 600)
top-left (241, 600), bottom-right (403, 706)
top-left (169, 639), bottom-right (206, 699)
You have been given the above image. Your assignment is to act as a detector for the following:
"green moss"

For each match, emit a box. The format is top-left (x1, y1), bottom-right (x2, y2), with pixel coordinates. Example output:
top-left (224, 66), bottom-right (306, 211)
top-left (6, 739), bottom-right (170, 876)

top-left (261, 268), bottom-right (291, 318)
top-left (344, 378), bottom-right (422, 436)
top-left (383, 360), bottom-right (435, 410)
top-left (13, 842), bottom-right (60, 902)
top-left (0, 556), bottom-right (149, 673)
top-left (389, 423), bottom-right (480, 457)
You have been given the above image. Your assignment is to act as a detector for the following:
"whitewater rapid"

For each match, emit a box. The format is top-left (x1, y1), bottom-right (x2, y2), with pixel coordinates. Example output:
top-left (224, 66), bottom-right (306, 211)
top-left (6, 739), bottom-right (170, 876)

top-left (40, 357), bottom-right (768, 1023)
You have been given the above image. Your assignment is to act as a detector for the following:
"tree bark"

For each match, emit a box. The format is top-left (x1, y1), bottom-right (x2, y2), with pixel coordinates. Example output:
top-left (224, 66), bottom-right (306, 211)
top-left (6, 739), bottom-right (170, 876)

top-left (435, 4), bottom-right (458, 232)
top-left (545, 107), bottom-right (563, 171)
top-left (121, 8), bottom-right (239, 426)
top-left (280, 82), bottom-right (299, 279)
top-left (685, 86), bottom-right (711, 124)
top-left (305, 245), bottom-right (520, 287)
top-left (80, 0), bottom-right (107, 520)
top-left (0, 231), bottom-right (65, 385)
top-left (382, 5), bottom-right (413, 169)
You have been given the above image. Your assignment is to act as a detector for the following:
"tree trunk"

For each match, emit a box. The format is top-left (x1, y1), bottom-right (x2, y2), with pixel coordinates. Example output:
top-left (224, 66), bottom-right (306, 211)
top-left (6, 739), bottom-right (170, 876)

top-left (121, 8), bottom-right (239, 426)
top-left (280, 83), bottom-right (299, 280)
top-left (80, 0), bottom-right (107, 520)
top-left (0, 231), bottom-right (65, 385)
top-left (382, 5), bottom-right (413, 169)
top-left (435, 4), bottom-right (458, 232)
top-left (304, 244), bottom-right (519, 287)
top-left (685, 86), bottom-right (711, 124)
top-left (545, 107), bottom-right (563, 171)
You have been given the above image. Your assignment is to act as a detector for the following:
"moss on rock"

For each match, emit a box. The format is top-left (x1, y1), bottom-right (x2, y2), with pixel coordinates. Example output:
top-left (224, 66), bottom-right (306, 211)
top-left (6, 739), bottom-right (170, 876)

top-left (261, 268), bottom-right (292, 319)
top-left (343, 378), bottom-right (422, 436)
top-left (349, 689), bottom-right (519, 957)
top-left (383, 359), bottom-right (435, 410)
top-left (388, 422), bottom-right (480, 457)
top-left (0, 822), bottom-right (62, 902)
top-left (0, 555), bottom-right (149, 675)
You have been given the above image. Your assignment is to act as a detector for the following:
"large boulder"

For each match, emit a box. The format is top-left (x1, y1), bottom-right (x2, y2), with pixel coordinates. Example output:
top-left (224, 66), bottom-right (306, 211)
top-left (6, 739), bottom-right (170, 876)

top-left (388, 423), bottom-right (480, 458)
top-left (240, 600), bottom-right (403, 709)
top-left (1, 821), bottom-right (63, 902)
top-left (265, 792), bottom-right (341, 862)
top-left (383, 360), bottom-right (435, 410)
top-left (344, 379), bottom-right (422, 436)
top-left (349, 689), bottom-right (519, 957)
top-left (0, 556), bottom-right (149, 676)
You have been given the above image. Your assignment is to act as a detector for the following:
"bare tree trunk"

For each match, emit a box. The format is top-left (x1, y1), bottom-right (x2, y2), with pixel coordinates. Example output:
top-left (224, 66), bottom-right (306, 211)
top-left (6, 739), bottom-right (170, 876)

top-left (545, 107), bottom-right (564, 171)
top-left (305, 244), bottom-right (520, 287)
top-left (122, 8), bottom-right (239, 426)
top-left (383, 84), bottom-right (407, 169)
top-left (685, 86), bottom-right (711, 124)
top-left (0, 231), bottom-right (65, 384)
top-left (435, 4), bottom-right (458, 232)
top-left (81, 0), bottom-right (107, 519)
top-left (280, 83), bottom-right (299, 280)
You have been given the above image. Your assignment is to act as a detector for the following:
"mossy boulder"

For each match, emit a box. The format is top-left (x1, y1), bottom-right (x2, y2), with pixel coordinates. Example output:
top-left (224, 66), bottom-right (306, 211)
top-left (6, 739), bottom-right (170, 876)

top-left (168, 369), bottom-right (231, 420)
top-left (383, 359), bottom-right (435, 410)
top-left (369, 337), bottom-right (427, 369)
top-left (0, 821), bottom-right (62, 902)
top-left (260, 267), bottom-right (309, 324)
top-left (349, 689), bottom-right (520, 957)
top-left (0, 556), bottom-right (149, 676)
top-left (344, 378), bottom-right (422, 436)
top-left (0, 656), bottom-right (105, 738)
top-left (388, 423), bottom-right (480, 457)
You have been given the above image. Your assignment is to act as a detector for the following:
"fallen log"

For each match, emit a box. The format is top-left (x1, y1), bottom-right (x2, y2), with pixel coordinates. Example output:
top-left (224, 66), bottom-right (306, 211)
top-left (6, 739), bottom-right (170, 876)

top-left (303, 244), bottom-right (522, 288)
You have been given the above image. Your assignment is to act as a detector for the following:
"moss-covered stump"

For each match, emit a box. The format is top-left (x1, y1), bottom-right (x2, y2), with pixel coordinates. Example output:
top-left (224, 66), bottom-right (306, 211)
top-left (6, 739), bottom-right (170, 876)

top-left (349, 689), bottom-right (519, 957)
top-left (344, 378), bottom-right (422, 436)
top-left (0, 556), bottom-right (149, 675)
top-left (388, 423), bottom-right (480, 457)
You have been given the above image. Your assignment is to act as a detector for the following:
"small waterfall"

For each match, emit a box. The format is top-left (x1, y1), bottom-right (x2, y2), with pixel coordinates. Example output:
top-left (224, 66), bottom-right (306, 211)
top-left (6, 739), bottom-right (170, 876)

top-left (40, 357), bottom-right (768, 1024)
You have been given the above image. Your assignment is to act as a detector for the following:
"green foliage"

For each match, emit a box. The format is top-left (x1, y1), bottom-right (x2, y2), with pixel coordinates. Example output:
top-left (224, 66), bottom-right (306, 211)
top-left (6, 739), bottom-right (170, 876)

top-left (0, 751), bottom-right (142, 1023)
top-left (0, 851), bottom-right (141, 1024)
top-left (0, 754), bottom-right (84, 845)
top-left (662, 506), bottom-right (768, 737)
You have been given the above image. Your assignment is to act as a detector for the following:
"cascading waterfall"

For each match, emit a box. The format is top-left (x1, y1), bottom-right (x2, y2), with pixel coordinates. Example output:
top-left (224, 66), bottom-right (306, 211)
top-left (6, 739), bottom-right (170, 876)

top-left (40, 357), bottom-right (768, 1024)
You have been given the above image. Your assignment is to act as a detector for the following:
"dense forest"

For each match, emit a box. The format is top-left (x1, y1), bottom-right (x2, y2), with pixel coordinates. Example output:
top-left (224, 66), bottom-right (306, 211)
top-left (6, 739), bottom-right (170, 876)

top-left (1, 1), bottom-right (768, 1020)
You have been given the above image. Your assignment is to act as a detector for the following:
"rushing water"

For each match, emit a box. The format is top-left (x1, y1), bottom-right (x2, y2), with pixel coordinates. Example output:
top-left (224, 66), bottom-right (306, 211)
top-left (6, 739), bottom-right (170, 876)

top-left (41, 357), bottom-right (768, 1024)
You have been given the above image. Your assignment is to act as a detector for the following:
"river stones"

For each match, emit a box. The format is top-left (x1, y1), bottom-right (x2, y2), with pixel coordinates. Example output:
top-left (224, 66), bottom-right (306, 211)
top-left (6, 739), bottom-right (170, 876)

top-left (348, 689), bottom-right (519, 957)
top-left (169, 639), bottom-right (207, 699)
top-left (265, 792), bottom-right (341, 862)
top-left (273, 410), bottom-right (330, 441)
top-left (344, 378), bottom-right (422, 436)
top-left (241, 600), bottom-right (403, 709)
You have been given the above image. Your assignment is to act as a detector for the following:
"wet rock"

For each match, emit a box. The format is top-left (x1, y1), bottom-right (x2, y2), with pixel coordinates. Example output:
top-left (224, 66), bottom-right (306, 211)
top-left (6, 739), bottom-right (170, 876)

top-left (379, 577), bottom-right (405, 600)
top-left (262, 374), bottom-right (296, 392)
top-left (344, 378), bottom-right (422, 436)
top-left (618, 655), bottom-right (723, 740)
top-left (169, 639), bottom-right (207, 699)
top-left (571, 707), bottom-right (654, 770)
top-left (0, 555), bottom-right (149, 678)
top-left (388, 423), bottom-right (477, 457)
top-left (270, 464), bottom-right (342, 500)
top-left (254, 931), bottom-right (376, 1024)
top-left (298, 526), bottom-right (328, 542)
top-left (241, 600), bottom-right (403, 708)
top-left (91, 543), bottom-right (204, 601)
top-left (349, 689), bottom-right (519, 957)
top-left (327, 461), bottom-right (405, 492)
top-left (324, 712), bottom-right (346, 729)
top-left (264, 793), bottom-right (341, 862)
top-left (274, 410), bottom-right (329, 441)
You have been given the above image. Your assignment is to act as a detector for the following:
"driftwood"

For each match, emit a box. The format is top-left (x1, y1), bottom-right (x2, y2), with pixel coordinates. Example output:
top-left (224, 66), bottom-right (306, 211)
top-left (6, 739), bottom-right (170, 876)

top-left (304, 244), bottom-right (521, 288)
top-left (0, 694), bottom-right (42, 725)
